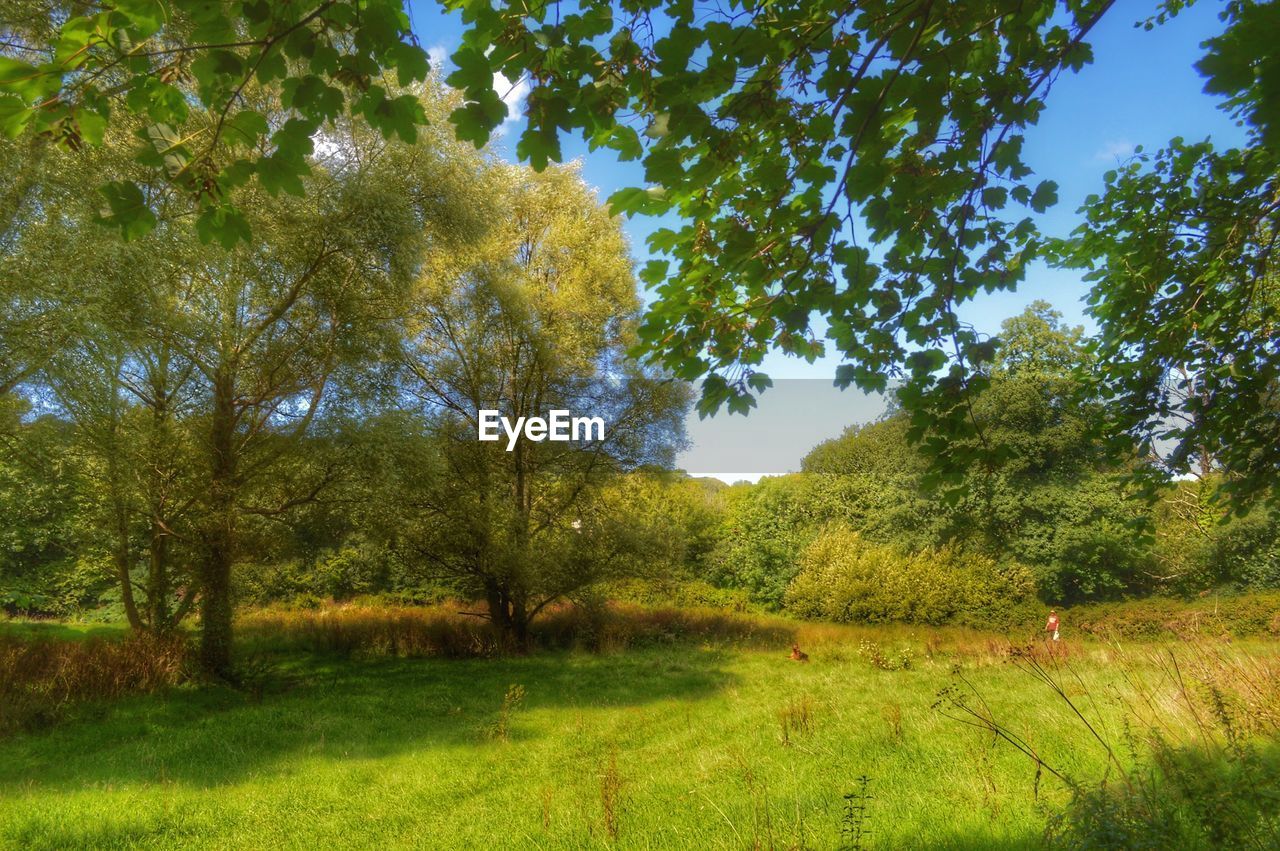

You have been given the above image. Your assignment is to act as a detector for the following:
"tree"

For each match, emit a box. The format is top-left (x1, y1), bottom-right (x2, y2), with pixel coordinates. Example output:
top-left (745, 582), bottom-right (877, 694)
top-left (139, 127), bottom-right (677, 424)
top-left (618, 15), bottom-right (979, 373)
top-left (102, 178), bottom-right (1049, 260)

top-left (3, 83), bottom-right (486, 675)
top-left (0, 135), bottom-right (94, 403)
top-left (165, 98), bottom-right (481, 676)
top-left (1057, 8), bottom-right (1280, 510)
top-left (444, 0), bottom-right (1108, 418)
top-left (801, 303), bottom-right (1152, 603)
top-left (397, 163), bottom-right (688, 644)
top-left (0, 0), bottom-right (432, 246)
top-left (442, 0), bottom-right (1277, 511)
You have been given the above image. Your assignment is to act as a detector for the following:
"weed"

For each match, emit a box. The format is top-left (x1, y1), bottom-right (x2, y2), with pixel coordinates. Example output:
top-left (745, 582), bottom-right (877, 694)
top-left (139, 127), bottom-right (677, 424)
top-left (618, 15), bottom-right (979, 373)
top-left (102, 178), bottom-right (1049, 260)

top-left (859, 639), bottom-right (913, 671)
top-left (0, 631), bottom-right (189, 735)
top-left (841, 775), bottom-right (873, 850)
top-left (882, 701), bottom-right (903, 740)
top-left (936, 637), bottom-right (1280, 848)
top-left (778, 694), bottom-right (815, 747)
top-left (491, 683), bottom-right (526, 742)
top-left (540, 784), bottom-right (553, 831)
top-left (600, 745), bottom-right (622, 841)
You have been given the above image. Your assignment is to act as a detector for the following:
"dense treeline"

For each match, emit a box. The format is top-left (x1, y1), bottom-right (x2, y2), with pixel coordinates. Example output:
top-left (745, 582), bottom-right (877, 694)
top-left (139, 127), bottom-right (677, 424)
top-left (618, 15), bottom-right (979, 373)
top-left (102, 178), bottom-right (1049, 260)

top-left (1, 56), bottom-right (1276, 667)
top-left (0, 79), bottom-right (686, 674)
top-left (5, 300), bottom-right (1277, 633)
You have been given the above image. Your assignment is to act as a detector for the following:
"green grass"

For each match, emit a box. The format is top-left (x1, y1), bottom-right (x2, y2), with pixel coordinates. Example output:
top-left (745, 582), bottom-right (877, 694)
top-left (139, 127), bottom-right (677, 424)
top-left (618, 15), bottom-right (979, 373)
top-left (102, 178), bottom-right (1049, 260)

top-left (0, 628), bottom-right (1175, 850)
top-left (0, 618), bottom-right (131, 642)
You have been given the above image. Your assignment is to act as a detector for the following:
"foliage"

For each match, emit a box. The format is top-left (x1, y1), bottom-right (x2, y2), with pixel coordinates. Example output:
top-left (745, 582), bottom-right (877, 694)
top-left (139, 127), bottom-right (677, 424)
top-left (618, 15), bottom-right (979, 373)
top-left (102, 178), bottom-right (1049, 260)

top-left (784, 526), bottom-right (1039, 629)
top-left (237, 600), bottom-right (796, 658)
top-left (0, 414), bottom-right (113, 616)
top-left (707, 474), bottom-right (859, 609)
top-left (939, 633), bottom-right (1280, 850)
top-left (0, 81), bottom-right (491, 675)
top-left (0, 0), bottom-right (431, 246)
top-left (1054, 1), bottom-right (1280, 509)
top-left (393, 163), bottom-right (690, 642)
top-left (800, 303), bottom-right (1156, 605)
top-left (445, 0), bottom-right (1108, 431)
top-left (1063, 592), bottom-right (1280, 640)
top-left (439, 1), bottom-right (1279, 516)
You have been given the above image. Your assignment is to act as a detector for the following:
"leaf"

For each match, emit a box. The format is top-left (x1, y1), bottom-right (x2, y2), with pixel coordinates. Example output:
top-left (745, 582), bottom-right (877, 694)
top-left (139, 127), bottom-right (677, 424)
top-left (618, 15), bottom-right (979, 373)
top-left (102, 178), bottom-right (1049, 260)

top-left (391, 42), bottom-right (430, 86)
top-left (257, 154), bottom-right (307, 197)
top-left (223, 110), bottom-right (269, 149)
top-left (0, 96), bottom-right (33, 138)
top-left (0, 56), bottom-right (59, 102)
top-left (74, 105), bottom-right (108, 146)
top-left (1030, 180), bottom-right (1058, 213)
top-left (96, 180), bottom-right (156, 240)
top-left (195, 203), bottom-right (251, 248)
top-left (114, 0), bottom-right (166, 35)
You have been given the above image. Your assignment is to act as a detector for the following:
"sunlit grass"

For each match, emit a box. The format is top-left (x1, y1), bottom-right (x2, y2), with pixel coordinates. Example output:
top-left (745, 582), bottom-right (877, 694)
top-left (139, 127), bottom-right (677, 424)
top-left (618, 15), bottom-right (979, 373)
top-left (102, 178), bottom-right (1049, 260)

top-left (2, 606), bottom-right (1276, 849)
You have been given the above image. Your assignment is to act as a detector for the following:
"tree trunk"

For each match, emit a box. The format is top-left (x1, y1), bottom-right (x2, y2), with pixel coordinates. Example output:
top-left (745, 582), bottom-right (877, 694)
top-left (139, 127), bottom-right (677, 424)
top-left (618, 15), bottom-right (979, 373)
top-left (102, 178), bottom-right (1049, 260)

top-left (114, 535), bottom-right (143, 632)
top-left (147, 521), bottom-right (171, 631)
top-left (199, 371), bottom-right (237, 679)
top-left (146, 373), bottom-right (173, 632)
top-left (108, 455), bottom-right (142, 631)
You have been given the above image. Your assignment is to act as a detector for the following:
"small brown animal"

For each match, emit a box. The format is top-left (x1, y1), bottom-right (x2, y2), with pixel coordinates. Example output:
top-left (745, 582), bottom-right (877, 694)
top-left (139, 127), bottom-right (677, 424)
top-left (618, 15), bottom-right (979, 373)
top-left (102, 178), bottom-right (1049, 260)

top-left (789, 643), bottom-right (809, 662)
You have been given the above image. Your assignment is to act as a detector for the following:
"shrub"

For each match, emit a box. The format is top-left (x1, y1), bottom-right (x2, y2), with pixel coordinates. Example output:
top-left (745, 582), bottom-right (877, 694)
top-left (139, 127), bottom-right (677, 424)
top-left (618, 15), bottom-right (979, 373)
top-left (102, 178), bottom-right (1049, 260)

top-left (603, 578), bottom-right (758, 613)
top-left (784, 526), bottom-right (1039, 629)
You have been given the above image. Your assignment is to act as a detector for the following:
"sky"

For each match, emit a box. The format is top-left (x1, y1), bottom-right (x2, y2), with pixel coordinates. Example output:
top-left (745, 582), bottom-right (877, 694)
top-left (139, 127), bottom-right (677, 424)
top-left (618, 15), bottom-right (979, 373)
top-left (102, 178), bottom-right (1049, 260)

top-left (405, 0), bottom-right (1247, 480)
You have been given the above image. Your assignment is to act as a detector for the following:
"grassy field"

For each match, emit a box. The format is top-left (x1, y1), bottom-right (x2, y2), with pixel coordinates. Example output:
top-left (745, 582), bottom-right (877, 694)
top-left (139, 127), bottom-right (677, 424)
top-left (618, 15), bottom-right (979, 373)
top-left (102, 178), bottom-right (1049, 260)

top-left (0, 612), bottom-right (1275, 849)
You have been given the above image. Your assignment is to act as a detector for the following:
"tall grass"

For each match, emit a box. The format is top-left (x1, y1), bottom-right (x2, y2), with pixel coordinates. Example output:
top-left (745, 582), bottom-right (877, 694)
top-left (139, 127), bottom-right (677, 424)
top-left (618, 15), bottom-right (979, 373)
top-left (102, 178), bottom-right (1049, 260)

top-left (936, 637), bottom-right (1280, 848)
top-left (0, 631), bottom-right (189, 735)
top-left (236, 600), bottom-right (798, 658)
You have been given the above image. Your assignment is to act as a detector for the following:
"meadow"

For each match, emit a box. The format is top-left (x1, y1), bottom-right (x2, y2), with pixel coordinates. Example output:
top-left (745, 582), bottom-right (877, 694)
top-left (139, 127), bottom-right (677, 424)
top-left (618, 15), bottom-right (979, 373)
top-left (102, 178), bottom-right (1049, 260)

top-left (3, 606), bottom-right (1277, 849)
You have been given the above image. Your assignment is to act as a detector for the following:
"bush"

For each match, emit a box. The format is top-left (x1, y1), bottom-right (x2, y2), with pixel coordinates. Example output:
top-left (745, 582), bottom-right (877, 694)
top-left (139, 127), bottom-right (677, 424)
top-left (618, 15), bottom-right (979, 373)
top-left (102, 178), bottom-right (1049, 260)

top-left (603, 578), bottom-right (758, 613)
top-left (784, 526), bottom-right (1040, 629)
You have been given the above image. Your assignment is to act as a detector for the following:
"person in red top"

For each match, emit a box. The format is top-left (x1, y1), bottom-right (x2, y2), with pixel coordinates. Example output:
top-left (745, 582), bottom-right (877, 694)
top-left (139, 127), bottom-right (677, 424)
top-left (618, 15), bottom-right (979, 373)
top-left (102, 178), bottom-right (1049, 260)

top-left (1045, 610), bottom-right (1060, 641)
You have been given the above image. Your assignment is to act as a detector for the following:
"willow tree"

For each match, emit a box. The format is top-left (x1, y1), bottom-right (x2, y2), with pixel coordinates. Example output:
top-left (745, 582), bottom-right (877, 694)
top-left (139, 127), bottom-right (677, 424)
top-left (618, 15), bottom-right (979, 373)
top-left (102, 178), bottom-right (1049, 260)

top-left (4, 80), bottom-right (487, 675)
top-left (146, 88), bottom-right (488, 676)
top-left (399, 164), bottom-right (687, 644)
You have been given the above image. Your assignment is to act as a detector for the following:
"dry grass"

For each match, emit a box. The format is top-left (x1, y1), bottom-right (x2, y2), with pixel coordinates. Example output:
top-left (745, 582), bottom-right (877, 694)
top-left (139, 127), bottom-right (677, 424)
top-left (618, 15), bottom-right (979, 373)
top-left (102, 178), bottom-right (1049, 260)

top-left (237, 600), bottom-right (798, 658)
top-left (0, 631), bottom-right (189, 735)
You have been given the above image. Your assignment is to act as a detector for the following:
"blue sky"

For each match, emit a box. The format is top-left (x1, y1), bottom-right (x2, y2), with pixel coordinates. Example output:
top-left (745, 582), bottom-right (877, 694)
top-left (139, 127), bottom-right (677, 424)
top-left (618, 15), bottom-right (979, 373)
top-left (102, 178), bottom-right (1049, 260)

top-left (406, 1), bottom-right (1246, 479)
top-left (408, 0), bottom-right (1244, 378)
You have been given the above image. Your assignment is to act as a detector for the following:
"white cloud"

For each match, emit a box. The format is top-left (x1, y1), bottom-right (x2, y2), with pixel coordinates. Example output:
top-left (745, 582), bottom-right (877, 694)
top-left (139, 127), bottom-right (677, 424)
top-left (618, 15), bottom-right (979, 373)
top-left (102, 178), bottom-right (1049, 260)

top-left (1093, 139), bottom-right (1136, 162)
top-left (493, 70), bottom-right (531, 122)
top-left (426, 42), bottom-right (529, 135)
top-left (426, 44), bottom-right (449, 73)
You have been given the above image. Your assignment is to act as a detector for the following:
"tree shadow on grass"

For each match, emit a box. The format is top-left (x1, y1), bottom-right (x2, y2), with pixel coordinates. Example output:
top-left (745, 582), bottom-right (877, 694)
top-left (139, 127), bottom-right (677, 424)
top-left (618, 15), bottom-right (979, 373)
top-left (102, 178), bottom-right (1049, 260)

top-left (0, 646), bottom-right (740, 793)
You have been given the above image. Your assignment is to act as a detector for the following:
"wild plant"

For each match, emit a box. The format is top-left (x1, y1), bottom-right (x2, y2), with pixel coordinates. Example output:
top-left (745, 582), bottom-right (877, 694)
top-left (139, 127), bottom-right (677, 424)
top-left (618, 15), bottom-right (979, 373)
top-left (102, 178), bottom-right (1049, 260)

top-left (881, 701), bottom-right (903, 741)
top-left (841, 775), bottom-right (873, 850)
top-left (778, 694), bottom-right (815, 746)
top-left (491, 683), bottom-right (525, 742)
top-left (934, 638), bottom-right (1280, 848)
top-left (858, 639), bottom-right (913, 671)
top-left (600, 745), bottom-right (622, 841)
